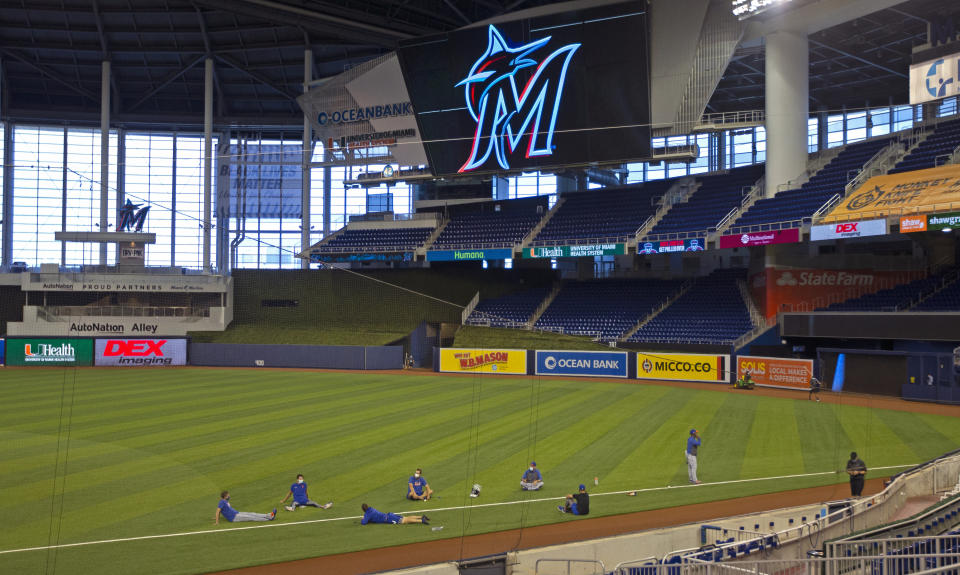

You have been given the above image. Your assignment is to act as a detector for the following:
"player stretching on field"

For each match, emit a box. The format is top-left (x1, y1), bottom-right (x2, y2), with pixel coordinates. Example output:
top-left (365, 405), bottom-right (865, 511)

top-left (215, 491), bottom-right (276, 524)
top-left (360, 503), bottom-right (428, 525)
top-left (686, 429), bottom-right (702, 484)
top-left (280, 473), bottom-right (332, 511)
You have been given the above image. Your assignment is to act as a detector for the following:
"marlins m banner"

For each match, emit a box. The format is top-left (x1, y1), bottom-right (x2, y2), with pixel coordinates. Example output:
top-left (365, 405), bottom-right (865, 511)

top-left (439, 348), bottom-right (527, 374)
top-left (636, 352), bottom-right (730, 383)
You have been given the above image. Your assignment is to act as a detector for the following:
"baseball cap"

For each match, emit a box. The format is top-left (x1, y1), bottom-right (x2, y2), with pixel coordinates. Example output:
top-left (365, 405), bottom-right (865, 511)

top-left (578, 484), bottom-right (586, 491)
top-left (690, 429), bottom-right (697, 434)
top-left (530, 461), bottom-right (536, 466)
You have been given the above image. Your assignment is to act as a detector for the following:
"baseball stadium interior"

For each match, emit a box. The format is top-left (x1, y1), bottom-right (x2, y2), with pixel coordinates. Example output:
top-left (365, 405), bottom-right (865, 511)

top-left (4, 0), bottom-right (960, 574)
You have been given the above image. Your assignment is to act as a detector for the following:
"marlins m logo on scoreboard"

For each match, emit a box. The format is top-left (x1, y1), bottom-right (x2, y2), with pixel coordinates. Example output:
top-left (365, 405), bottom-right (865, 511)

top-left (456, 25), bottom-right (580, 173)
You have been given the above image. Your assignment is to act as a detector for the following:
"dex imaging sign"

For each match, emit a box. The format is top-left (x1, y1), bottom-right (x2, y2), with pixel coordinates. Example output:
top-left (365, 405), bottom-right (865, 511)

top-left (95, 339), bottom-right (187, 366)
top-left (535, 350), bottom-right (628, 378)
top-left (810, 219), bottom-right (887, 241)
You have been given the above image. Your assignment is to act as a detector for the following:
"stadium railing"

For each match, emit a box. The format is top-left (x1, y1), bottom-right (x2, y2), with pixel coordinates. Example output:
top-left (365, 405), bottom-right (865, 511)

top-left (532, 235), bottom-right (636, 247)
top-left (726, 218), bottom-right (811, 235)
top-left (535, 557), bottom-right (606, 575)
top-left (45, 305), bottom-right (211, 318)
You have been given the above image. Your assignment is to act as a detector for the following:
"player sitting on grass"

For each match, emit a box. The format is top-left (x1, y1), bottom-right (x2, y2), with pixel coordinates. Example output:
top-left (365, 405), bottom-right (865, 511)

top-left (280, 473), bottom-right (332, 511)
top-left (215, 491), bottom-right (276, 524)
top-left (360, 503), bottom-right (428, 525)
top-left (407, 468), bottom-right (434, 501)
top-left (558, 484), bottom-right (590, 515)
top-left (521, 461), bottom-right (543, 491)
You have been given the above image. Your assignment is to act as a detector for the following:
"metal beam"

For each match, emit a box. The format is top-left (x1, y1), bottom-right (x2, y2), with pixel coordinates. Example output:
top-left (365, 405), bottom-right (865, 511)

top-left (214, 53), bottom-right (299, 101)
top-left (196, 7), bottom-right (227, 115)
top-left (808, 39), bottom-right (907, 79)
top-left (127, 54), bottom-right (206, 111)
top-left (441, 0), bottom-right (472, 26)
top-left (0, 48), bottom-right (99, 102)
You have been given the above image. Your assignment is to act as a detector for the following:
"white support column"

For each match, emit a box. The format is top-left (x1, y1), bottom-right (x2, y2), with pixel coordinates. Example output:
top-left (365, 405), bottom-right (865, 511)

top-left (764, 28), bottom-right (808, 197)
top-left (100, 60), bottom-right (111, 265)
top-left (203, 58), bottom-right (213, 272)
top-left (301, 48), bottom-right (312, 269)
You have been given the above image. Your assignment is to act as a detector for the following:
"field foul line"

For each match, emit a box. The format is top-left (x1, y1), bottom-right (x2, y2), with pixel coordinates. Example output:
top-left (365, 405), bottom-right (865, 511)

top-left (0, 464), bottom-right (915, 556)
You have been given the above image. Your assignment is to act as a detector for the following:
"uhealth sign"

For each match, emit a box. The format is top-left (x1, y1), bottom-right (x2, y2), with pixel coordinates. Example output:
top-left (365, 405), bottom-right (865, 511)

top-left (524, 244), bottom-right (625, 258)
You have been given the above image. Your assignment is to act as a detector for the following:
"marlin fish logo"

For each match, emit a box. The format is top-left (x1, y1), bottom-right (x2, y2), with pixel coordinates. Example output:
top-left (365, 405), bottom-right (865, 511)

top-left (456, 25), bottom-right (580, 173)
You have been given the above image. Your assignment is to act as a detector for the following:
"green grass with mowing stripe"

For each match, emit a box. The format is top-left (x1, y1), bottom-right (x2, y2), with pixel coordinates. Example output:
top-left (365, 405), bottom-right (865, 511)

top-left (1, 368), bottom-right (959, 575)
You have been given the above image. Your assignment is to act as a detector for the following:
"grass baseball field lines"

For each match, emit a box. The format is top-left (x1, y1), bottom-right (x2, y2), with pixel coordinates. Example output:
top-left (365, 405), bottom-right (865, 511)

top-left (1, 368), bottom-right (960, 575)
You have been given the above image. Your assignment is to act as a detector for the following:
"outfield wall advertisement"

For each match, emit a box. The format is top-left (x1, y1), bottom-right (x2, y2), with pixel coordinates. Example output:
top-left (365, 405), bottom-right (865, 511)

top-left (439, 348), bottom-right (527, 374)
top-left (524, 244), bottom-right (625, 258)
top-left (635, 352), bottom-right (730, 383)
top-left (6, 338), bottom-right (94, 366)
top-left (535, 350), bottom-right (628, 378)
top-left (95, 339), bottom-right (187, 367)
top-left (736, 355), bottom-right (814, 390)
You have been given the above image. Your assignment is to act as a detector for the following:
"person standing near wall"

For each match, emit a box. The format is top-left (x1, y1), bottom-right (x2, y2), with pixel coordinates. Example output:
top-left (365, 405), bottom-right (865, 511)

top-left (846, 452), bottom-right (867, 497)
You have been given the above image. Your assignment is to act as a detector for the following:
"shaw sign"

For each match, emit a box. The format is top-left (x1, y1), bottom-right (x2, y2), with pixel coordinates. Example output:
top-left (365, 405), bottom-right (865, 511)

top-left (95, 338), bottom-right (187, 366)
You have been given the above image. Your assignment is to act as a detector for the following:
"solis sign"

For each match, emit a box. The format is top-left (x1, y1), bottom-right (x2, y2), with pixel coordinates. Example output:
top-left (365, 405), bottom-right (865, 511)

top-left (95, 339), bottom-right (187, 366)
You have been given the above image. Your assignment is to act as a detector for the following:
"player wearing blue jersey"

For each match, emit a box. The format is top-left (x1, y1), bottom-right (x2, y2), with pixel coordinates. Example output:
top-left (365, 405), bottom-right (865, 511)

top-left (215, 491), bottom-right (276, 524)
top-left (360, 503), bottom-right (428, 525)
top-left (407, 468), bottom-right (434, 501)
top-left (280, 474), bottom-right (333, 512)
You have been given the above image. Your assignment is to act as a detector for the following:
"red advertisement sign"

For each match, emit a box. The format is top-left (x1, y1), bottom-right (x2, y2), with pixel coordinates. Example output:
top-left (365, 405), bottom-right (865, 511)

top-left (750, 267), bottom-right (926, 318)
top-left (719, 228), bottom-right (800, 249)
top-left (737, 355), bottom-right (814, 390)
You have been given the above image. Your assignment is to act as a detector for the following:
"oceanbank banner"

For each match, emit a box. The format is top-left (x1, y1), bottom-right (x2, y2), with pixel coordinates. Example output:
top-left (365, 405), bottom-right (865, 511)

top-left (6, 338), bottom-right (93, 366)
top-left (427, 249), bottom-right (512, 262)
top-left (825, 164), bottom-right (960, 221)
top-left (737, 355), bottom-right (813, 390)
top-left (95, 339), bottom-right (187, 367)
top-left (310, 252), bottom-right (413, 263)
top-left (719, 229), bottom-right (800, 249)
top-left (636, 352), bottom-right (730, 383)
top-left (910, 53), bottom-right (960, 105)
top-left (439, 348), bottom-right (527, 374)
top-left (927, 212), bottom-right (960, 231)
top-left (535, 350), bottom-right (628, 378)
top-left (638, 238), bottom-right (705, 254)
top-left (524, 243), bottom-right (625, 258)
top-left (810, 219), bottom-right (886, 241)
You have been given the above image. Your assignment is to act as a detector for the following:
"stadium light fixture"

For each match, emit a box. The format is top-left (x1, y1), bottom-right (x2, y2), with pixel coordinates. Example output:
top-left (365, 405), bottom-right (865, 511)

top-left (731, 0), bottom-right (794, 19)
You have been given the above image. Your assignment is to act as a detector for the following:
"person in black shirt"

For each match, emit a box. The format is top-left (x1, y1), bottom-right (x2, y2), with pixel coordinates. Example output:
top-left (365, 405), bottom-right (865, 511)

top-left (846, 452), bottom-right (867, 497)
top-left (558, 484), bottom-right (590, 515)
top-left (809, 377), bottom-right (822, 402)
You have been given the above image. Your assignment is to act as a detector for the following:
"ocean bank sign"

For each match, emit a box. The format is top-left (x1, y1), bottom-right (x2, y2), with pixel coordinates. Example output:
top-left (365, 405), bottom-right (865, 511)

top-left (426, 249), bottom-right (512, 262)
top-left (317, 102), bottom-right (413, 126)
top-left (535, 350), bottom-right (628, 378)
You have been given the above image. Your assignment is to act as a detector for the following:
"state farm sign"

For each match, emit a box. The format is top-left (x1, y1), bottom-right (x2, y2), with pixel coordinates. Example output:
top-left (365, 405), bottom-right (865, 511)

top-left (94, 338), bottom-right (187, 366)
top-left (811, 219), bottom-right (886, 241)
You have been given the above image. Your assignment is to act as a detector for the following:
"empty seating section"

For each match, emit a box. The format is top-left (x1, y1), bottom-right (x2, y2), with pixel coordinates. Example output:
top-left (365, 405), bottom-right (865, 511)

top-left (465, 287), bottom-right (550, 327)
top-left (647, 166), bottom-right (763, 237)
top-left (729, 137), bottom-right (892, 232)
top-left (890, 117), bottom-right (960, 174)
top-left (825, 272), bottom-right (947, 311)
top-left (912, 277), bottom-right (960, 311)
top-left (320, 227), bottom-right (433, 252)
top-left (432, 212), bottom-right (541, 248)
top-left (628, 269), bottom-right (753, 344)
top-left (534, 278), bottom-right (684, 340)
top-left (533, 181), bottom-right (673, 245)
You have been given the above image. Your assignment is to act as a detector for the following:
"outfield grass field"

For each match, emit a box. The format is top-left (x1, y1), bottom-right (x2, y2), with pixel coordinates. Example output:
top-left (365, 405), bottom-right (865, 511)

top-left (2, 368), bottom-right (959, 575)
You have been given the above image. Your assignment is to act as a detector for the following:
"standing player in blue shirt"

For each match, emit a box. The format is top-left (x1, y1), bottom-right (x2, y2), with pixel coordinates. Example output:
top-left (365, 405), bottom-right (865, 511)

top-left (280, 473), bottom-right (333, 512)
top-left (214, 491), bottom-right (276, 524)
top-left (407, 468), bottom-right (434, 501)
top-left (360, 503), bottom-right (429, 525)
top-left (686, 429), bottom-right (702, 484)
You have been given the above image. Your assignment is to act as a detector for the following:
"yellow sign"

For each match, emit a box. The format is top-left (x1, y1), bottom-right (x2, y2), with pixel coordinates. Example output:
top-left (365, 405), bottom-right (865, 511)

top-left (824, 164), bottom-right (960, 222)
top-left (439, 348), bottom-right (528, 374)
top-left (636, 352), bottom-right (730, 383)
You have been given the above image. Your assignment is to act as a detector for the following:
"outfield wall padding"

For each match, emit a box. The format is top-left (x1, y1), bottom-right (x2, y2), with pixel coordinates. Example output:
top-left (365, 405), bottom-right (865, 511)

top-left (189, 343), bottom-right (402, 370)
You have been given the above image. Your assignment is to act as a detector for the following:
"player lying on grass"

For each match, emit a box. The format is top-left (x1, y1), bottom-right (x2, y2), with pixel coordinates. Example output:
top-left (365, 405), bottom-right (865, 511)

top-left (215, 491), bottom-right (276, 524)
top-left (360, 503), bottom-right (429, 525)
top-left (407, 468), bottom-right (434, 501)
top-left (558, 484), bottom-right (590, 515)
top-left (280, 473), bottom-right (333, 511)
